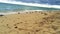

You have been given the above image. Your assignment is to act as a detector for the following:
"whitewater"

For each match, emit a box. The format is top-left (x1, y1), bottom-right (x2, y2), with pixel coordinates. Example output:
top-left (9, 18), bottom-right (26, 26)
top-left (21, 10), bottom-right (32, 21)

top-left (0, 0), bottom-right (60, 9)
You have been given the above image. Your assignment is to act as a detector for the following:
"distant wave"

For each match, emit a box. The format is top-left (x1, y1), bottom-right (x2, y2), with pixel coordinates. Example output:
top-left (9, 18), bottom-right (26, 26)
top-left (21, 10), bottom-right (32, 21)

top-left (0, 0), bottom-right (60, 9)
top-left (15, 0), bottom-right (60, 5)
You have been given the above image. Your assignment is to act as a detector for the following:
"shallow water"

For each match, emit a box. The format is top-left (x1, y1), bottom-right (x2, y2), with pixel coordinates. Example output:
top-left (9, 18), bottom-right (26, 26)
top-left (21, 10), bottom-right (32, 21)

top-left (0, 3), bottom-right (60, 13)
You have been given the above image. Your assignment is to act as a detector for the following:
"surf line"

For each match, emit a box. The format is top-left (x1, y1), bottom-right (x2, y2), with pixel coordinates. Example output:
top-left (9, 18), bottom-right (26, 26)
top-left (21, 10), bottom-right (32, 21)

top-left (0, 1), bottom-right (60, 9)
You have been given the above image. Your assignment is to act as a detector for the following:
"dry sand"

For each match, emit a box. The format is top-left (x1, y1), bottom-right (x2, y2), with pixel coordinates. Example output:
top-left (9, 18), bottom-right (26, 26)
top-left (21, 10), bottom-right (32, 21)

top-left (0, 11), bottom-right (60, 34)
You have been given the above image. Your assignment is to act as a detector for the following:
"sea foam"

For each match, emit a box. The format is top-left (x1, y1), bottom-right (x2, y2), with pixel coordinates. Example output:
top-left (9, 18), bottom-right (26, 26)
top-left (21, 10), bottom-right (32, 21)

top-left (0, 10), bottom-right (43, 15)
top-left (0, 0), bottom-right (60, 9)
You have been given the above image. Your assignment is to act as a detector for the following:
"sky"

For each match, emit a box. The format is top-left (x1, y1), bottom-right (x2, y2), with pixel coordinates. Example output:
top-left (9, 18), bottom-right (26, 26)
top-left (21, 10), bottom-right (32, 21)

top-left (0, 0), bottom-right (8, 1)
top-left (0, 0), bottom-right (14, 1)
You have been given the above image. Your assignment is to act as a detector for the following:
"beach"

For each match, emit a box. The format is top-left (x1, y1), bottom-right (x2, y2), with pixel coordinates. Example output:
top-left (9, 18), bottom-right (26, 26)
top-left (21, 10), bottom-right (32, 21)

top-left (0, 10), bottom-right (60, 34)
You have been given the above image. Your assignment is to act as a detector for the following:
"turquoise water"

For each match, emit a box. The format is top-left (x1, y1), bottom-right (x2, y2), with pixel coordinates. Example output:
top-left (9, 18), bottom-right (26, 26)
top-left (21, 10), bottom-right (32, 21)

top-left (0, 3), bottom-right (60, 12)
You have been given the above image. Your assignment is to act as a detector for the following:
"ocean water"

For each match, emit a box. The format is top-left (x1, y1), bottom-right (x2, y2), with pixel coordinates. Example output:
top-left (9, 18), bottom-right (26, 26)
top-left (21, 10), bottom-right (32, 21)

top-left (15, 0), bottom-right (60, 5)
top-left (0, 0), bottom-right (60, 13)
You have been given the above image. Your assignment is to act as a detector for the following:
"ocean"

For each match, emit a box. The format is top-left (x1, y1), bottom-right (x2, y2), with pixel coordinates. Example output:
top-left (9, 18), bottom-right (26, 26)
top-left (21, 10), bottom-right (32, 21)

top-left (15, 0), bottom-right (60, 5)
top-left (0, 0), bottom-right (60, 13)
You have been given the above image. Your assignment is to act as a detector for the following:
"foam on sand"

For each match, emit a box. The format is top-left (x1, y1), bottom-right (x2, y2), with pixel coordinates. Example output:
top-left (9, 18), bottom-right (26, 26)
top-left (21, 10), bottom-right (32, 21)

top-left (0, 10), bottom-right (43, 15)
top-left (0, 1), bottom-right (60, 9)
top-left (0, 12), bottom-right (17, 15)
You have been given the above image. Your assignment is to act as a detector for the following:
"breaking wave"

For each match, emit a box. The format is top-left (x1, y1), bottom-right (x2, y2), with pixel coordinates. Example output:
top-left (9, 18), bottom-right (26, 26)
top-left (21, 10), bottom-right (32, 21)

top-left (0, 0), bottom-right (60, 9)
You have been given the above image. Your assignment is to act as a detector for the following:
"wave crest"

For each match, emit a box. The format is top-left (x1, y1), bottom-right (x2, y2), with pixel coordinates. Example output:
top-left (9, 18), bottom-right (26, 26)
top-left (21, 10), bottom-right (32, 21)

top-left (0, 0), bottom-right (60, 9)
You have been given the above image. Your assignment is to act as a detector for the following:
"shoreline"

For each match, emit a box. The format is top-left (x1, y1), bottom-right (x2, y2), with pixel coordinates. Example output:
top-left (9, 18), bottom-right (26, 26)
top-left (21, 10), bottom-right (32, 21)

top-left (0, 10), bottom-right (60, 15)
top-left (0, 10), bottom-right (43, 15)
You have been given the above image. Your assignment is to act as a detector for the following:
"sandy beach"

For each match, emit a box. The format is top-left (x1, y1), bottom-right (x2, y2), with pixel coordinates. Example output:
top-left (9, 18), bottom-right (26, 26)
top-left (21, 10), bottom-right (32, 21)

top-left (0, 10), bottom-right (60, 34)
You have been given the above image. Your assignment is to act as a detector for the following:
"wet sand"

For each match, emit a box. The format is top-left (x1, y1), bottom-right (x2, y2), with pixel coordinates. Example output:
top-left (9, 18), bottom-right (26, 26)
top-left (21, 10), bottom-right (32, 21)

top-left (0, 10), bottom-right (60, 34)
